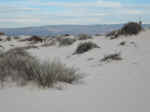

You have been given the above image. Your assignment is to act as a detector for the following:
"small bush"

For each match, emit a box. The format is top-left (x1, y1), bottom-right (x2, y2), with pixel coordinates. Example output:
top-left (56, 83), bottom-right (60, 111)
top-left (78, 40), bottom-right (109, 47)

top-left (119, 41), bottom-right (126, 46)
top-left (101, 52), bottom-right (122, 62)
top-left (0, 48), bottom-right (81, 88)
top-left (78, 34), bottom-right (92, 40)
top-left (29, 35), bottom-right (43, 42)
top-left (95, 34), bottom-right (102, 36)
top-left (20, 35), bottom-right (43, 43)
top-left (6, 37), bottom-right (11, 41)
top-left (0, 32), bottom-right (5, 35)
top-left (106, 30), bottom-right (116, 37)
top-left (74, 42), bottom-right (100, 54)
top-left (64, 34), bottom-right (70, 36)
top-left (20, 45), bottom-right (39, 50)
top-left (121, 22), bottom-right (142, 35)
top-left (106, 21), bottom-right (143, 39)
top-left (41, 40), bottom-right (56, 47)
top-left (14, 36), bottom-right (20, 40)
top-left (59, 38), bottom-right (76, 46)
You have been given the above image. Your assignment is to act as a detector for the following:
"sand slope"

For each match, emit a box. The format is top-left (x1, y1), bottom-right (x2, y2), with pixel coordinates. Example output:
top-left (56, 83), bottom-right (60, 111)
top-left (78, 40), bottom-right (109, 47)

top-left (0, 30), bottom-right (150, 112)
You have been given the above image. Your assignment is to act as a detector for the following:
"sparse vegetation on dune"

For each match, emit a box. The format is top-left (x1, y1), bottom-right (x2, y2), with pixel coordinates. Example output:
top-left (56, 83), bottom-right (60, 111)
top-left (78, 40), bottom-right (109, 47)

top-left (106, 21), bottom-right (143, 39)
top-left (95, 34), bottom-right (103, 36)
top-left (6, 37), bottom-right (11, 41)
top-left (78, 34), bottom-right (93, 40)
top-left (101, 52), bottom-right (122, 62)
top-left (20, 35), bottom-right (43, 43)
top-left (59, 38), bottom-right (76, 46)
top-left (119, 41), bottom-right (126, 46)
top-left (63, 34), bottom-right (70, 37)
top-left (41, 39), bottom-right (57, 47)
top-left (0, 32), bottom-right (5, 36)
top-left (20, 45), bottom-right (39, 50)
top-left (0, 48), bottom-right (81, 88)
top-left (13, 36), bottom-right (20, 40)
top-left (74, 42), bottom-right (100, 54)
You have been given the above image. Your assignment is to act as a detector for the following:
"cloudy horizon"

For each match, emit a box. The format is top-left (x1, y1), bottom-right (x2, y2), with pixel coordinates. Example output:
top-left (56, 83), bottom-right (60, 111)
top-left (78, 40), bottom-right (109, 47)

top-left (0, 0), bottom-right (150, 28)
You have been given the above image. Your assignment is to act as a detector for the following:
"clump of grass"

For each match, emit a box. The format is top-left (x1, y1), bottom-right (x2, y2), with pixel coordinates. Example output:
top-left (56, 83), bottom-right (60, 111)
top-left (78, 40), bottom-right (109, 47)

top-left (20, 45), bottom-right (39, 50)
top-left (119, 41), bottom-right (126, 46)
top-left (41, 40), bottom-right (56, 47)
top-left (6, 37), bottom-right (11, 41)
top-left (101, 52), bottom-right (122, 62)
top-left (20, 35), bottom-right (43, 43)
top-left (14, 36), bottom-right (20, 40)
top-left (74, 42), bottom-right (100, 54)
top-left (95, 34), bottom-right (102, 36)
top-left (0, 48), bottom-right (81, 88)
top-left (59, 38), bottom-right (76, 46)
top-left (78, 34), bottom-right (92, 40)
top-left (64, 34), bottom-right (70, 36)
top-left (0, 32), bottom-right (5, 36)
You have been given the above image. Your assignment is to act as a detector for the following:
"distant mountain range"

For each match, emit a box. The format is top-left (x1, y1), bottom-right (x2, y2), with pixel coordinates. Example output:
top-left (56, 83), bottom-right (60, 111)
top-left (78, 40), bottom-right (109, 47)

top-left (0, 24), bottom-right (150, 36)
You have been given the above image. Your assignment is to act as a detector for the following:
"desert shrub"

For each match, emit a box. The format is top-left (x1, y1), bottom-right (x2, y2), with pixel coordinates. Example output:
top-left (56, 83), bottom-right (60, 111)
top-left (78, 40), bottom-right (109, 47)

top-left (0, 32), bottom-right (5, 35)
top-left (101, 52), bottom-right (122, 62)
top-left (78, 34), bottom-right (92, 40)
top-left (119, 41), bottom-right (126, 46)
top-left (20, 35), bottom-right (43, 43)
top-left (14, 36), bottom-right (20, 40)
top-left (120, 22), bottom-right (142, 35)
top-left (59, 38), bottom-right (76, 46)
top-left (41, 40), bottom-right (56, 47)
top-left (36, 60), bottom-right (81, 86)
top-left (74, 42), bottom-right (100, 54)
top-left (95, 34), bottom-right (102, 36)
top-left (41, 38), bottom-right (57, 47)
top-left (106, 30), bottom-right (118, 39)
top-left (0, 48), bottom-right (81, 88)
top-left (6, 37), bottom-right (11, 41)
top-left (64, 34), bottom-right (70, 36)
top-left (106, 21), bottom-right (142, 39)
top-left (20, 45), bottom-right (39, 50)
top-left (29, 35), bottom-right (43, 42)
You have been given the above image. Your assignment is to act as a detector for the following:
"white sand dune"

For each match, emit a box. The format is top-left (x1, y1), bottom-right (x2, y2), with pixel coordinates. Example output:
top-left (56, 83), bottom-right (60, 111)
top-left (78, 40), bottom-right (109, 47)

top-left (0, 30), bottom-right (150, 112)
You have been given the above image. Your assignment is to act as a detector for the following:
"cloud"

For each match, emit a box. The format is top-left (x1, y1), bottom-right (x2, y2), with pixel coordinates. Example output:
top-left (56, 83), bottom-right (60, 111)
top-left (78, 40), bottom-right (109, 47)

top-left (120, 9), bottom-right (142, 15)
top-left (0, 18), bottom-right (41, 23)
top-left (0, 0), bottom-right (149, 27)
top-left (35, 0), bottom-right (121, 8)
top-left (97, 0), bottom-right (121, 8)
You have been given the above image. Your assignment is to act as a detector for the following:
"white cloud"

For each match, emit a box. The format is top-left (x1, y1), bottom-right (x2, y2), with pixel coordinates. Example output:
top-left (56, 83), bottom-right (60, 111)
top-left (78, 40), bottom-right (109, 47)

top-left (0, 0), bottom-right (149, 27)
top-left (0, 18), bottom-right (41, 23)
top-left (120, 10), bottom-right (142, 15)
top-left (36, 0), bottom-right (121, 8)
top-left (97, 0), bottom-right (121, 8)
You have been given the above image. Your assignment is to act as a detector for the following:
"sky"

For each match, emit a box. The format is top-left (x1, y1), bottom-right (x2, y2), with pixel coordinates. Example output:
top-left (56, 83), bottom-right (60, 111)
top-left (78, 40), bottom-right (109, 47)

top-left (0, 0), bottom-right (150, 28)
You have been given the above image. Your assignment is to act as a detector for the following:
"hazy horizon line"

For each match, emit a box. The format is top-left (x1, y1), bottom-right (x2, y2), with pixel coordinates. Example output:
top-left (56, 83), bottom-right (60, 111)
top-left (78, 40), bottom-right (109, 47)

top-left (1, 23), bottom-right (149, 29)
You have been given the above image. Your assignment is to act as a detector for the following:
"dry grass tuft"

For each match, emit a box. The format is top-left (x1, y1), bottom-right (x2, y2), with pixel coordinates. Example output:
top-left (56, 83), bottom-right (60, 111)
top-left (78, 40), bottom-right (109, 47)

top-left (59, 38), bottom-right (76, 46)
top-left (101, 52), bottom-right (122, 62)
top-left (74, 42), bottom-right (100, 54)
top-left (0, 48), bottom-right (81, 88)
top-left (78, 34), bottom-right (93, 40)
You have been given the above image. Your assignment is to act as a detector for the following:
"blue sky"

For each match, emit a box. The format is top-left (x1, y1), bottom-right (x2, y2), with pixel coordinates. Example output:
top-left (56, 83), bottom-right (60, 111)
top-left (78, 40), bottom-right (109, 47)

top-left (0, 0), bottom-right (150, 28)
